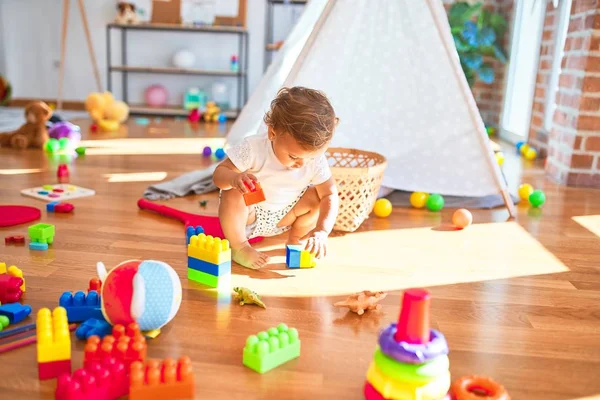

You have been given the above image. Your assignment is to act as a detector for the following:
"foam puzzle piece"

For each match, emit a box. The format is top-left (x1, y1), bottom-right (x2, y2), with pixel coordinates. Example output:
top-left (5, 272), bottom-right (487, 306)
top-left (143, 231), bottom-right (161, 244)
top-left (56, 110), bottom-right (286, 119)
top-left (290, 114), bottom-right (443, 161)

top-left (0, 263), bottom-right (25, 291)
top-left (0, 302), bottom-right (32, 324)
top-left (0, 274), bottom-right (24, 303)
top-left (286, 245), bottom-right (316, 269)
top-left (187, 233), bottom-right (231, 264)
top-left (243, 323), bottom-right (301, 374)
top-left (37, 307), bottom-right (71, 363)
top-left (28, 223), bottom-right (55, 244)
top-left (39, 359), bottom-right (72, 381)
top-left (59, 290), bottom-right (103, 322)
top-left (56, 357), bottom-right (129, 399)
top-left (130, 357), bottom-right (195, 400)
top-left (76, 318), bottom-right (112, 340)
top-left (84, 323), bottom-right (147, 368)
top-left (186, 225), bottom-right (204, 245)
top-left (188, 256), bottom-right (231, 276)
top-left (21, 184), bottom-right (95, 202)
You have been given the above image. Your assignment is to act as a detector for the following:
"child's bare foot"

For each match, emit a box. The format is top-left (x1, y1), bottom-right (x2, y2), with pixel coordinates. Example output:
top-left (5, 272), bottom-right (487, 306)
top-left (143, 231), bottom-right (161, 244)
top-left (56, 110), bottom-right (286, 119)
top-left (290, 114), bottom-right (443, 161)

top-left (232, 244), bottom-right (270, 269)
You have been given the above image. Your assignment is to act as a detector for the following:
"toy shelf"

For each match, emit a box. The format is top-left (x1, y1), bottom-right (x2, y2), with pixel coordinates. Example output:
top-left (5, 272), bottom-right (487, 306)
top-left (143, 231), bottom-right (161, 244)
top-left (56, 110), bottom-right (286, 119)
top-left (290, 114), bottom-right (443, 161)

top-left (106, 23), bottom-right (248, 118)
top-left (264, 0), bottom-right (307, 71)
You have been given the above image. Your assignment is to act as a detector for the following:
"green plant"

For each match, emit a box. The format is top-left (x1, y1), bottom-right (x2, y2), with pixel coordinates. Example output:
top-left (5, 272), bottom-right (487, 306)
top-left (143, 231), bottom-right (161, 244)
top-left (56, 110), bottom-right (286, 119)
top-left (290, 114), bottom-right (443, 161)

top-left (448, 2), bottom-right (509, 87)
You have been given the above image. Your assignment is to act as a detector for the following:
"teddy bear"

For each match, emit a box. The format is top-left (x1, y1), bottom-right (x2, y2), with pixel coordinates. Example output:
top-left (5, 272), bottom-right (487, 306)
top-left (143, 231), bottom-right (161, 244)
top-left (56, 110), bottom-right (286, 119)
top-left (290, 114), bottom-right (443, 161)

top-left (85, 91), bottom-right (129, 132)
top-left (115, 2), bottom-right (139, 24)
top-left (0, 101), bottom-right (52, 149)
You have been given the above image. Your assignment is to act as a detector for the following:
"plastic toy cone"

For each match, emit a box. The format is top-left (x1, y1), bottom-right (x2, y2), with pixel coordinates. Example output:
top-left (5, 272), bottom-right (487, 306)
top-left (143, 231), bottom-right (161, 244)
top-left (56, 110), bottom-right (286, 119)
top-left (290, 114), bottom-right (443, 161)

top-left (394, 288), bottom-right (431, 344)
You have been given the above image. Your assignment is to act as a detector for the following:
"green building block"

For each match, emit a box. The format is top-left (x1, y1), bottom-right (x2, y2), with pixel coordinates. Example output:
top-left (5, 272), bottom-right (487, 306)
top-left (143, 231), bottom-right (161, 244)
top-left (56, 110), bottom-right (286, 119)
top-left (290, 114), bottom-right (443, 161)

top-left (187, 268), bottom-right (229, 288)
top-left (243, 323), bottom-right (300, 374)
top-left (28, 223), bottom-right (55, 244)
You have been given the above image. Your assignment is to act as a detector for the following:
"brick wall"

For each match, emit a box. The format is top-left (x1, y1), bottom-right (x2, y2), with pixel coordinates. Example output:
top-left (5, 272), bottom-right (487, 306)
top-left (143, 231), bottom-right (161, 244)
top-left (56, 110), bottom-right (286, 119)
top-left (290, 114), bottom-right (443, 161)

top-left (545, 0), bottom-right (600, 187)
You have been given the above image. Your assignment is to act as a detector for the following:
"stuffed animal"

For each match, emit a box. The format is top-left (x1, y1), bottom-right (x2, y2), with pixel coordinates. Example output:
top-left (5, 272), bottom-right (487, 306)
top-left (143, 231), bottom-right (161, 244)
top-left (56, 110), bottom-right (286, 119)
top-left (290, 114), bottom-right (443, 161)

top-left (115, 2), bottom-right (139, 24)
top-left (85, 91), bottom-right (129, 132)
top-left (0, 101), bottom-right (52, 149)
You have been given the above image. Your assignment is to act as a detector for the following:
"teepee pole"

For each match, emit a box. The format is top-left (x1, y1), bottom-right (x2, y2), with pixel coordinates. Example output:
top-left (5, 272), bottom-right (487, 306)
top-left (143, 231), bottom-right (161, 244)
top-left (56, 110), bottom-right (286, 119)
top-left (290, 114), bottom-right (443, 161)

top-left (282, 0), bottom-right (337, 86)
top-left (57, 0), bottom-right (70, 110)
top-left (425, 0), bottom-right (516, 218)
top-left (77, 0), bottom-right (102, 92)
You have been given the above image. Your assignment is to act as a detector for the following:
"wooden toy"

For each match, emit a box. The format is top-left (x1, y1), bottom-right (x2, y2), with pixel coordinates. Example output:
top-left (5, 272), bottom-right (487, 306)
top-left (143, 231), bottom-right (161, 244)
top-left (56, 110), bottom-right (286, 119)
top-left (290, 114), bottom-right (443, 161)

top-left (334, 290), bottom-right (387, 315)
top-left (0, 205), bottom-right (41, 227)
top-left (243, 323), bottom-right (300, 374)
top-left (130, 357), bottom-right (195, 400)
top-left (233, 287), bottom-right (266, 308)
top-left (21, 184), bottom-right (95, 202)
top-left (37, 307), bottom-right (72, 380)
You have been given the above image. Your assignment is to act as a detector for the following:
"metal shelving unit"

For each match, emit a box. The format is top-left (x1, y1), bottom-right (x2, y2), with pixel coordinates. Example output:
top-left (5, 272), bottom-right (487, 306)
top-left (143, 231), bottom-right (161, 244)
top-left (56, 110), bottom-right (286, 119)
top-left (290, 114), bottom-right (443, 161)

top-left (107, 23), bottom-right (249, 117)
top-left (264, 0), bottom-right (307, 71)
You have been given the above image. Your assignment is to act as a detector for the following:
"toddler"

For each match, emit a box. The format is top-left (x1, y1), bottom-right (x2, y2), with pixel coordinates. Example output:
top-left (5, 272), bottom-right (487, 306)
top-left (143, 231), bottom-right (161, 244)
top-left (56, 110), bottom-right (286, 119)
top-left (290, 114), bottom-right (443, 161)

top-left (213, 87), bottom-right (339, 269)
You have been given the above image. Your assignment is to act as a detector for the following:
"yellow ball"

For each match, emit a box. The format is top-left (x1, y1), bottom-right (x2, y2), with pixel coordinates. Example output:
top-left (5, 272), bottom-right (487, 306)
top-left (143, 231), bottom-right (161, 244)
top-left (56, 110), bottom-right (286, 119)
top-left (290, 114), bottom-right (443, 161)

top-left (518, 183), bottom-right (534, 201)
top-left (495, 152), bottom-right (505, 166)
top-left (520, 143), bottom-right (530, 155)
top-left (409, 192), bottom-right (429, 209)
top-left (373, 198), bottom-right (392, 217)
top-left (525, 148), bottom-right (537, 161)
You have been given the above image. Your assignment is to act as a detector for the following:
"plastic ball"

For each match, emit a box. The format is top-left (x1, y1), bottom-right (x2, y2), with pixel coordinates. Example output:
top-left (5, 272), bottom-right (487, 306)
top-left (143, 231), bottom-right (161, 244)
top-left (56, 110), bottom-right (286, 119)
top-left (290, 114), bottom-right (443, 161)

top-left (518, 183), bottom-right (534, 201)
top-left (172, 49), bottom-right (196, 69)
top-left (426, 194), bottom-right (445, 212)
top-left (516, 141), bottom-right (525, 151)
top-left (409, 192), bottom-right (429, 209)
top-left (145, 84), bottom-right (168, 107)
top-left (529, 190), bottom-right (546, 208)
top-left (524, 147), bottom-right (537, 160)
top-left (452, 209), bottom-right (473, 229)
top-left (202, 146), bottom-right (212, 157)
top-left (520, 143), bottom-right (530, 155)
top-left (45, 138), bottom-right (60, 153)
top-left (495, 151), bottom-right (505, 166)
top-left (75, 147), bottom-right (86, 156)
top-left (58, 137), bottom-right (70, 150)
top-left (373, 198), bottom-right (392, 217)
top-left (215, 148), bottom-right (226, 160)
top-left (218, 114), bottom-right (227, 123)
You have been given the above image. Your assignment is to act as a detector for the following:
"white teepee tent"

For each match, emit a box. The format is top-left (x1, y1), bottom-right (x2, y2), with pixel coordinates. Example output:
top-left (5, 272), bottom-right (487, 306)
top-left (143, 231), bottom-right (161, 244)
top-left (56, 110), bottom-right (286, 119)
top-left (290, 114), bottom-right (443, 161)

top-left (226, 0), bottom-right (515, 216)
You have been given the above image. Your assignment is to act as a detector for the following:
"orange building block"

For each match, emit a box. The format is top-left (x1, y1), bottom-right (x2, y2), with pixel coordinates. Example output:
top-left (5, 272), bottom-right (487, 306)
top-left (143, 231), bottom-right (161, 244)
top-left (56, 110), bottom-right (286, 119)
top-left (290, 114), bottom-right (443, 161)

top-left (243, 182), bottom-right (266, 206)
top-left (130, 357), bottom-right (195, 400)
top-left (84, 323), bottom-right (146, 368)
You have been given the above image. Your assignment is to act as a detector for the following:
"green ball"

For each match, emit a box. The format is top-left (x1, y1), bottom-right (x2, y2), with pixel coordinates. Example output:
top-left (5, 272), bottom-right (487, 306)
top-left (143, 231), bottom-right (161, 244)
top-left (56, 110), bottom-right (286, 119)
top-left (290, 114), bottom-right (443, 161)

top-left (75, 146), bottom-right (86, 155)
top-left (426, 193), bottom-right (445, 211)
top-left (45, 138), bottom-right (60, 153)
top-left (529, 190), bottom-right (546, 208)
top-left (58, 137), bottom-right (70, 150)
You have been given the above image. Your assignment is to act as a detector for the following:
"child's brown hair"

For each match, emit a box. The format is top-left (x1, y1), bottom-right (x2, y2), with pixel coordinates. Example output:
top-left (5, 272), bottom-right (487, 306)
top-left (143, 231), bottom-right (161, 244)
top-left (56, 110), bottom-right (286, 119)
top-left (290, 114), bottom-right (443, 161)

top-left (264, 86), bottom-right (338, 150)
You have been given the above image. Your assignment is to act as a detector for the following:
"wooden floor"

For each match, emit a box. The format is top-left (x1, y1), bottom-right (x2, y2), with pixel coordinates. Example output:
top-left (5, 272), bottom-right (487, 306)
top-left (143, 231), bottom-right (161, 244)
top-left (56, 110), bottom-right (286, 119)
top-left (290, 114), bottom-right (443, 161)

top-left (1, 117), bottom-right (599, 400)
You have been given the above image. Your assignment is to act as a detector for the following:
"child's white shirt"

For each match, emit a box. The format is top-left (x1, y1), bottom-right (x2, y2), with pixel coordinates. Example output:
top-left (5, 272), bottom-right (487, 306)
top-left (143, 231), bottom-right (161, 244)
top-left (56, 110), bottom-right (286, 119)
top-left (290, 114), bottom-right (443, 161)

top-left (226, 133), bottom-right (332, 212)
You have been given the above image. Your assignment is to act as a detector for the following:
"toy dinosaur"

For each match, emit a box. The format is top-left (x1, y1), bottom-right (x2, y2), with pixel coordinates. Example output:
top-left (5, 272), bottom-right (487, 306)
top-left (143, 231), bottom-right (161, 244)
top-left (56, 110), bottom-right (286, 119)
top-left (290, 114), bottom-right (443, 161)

top-left (334, 290), bottom-right (387, 315)
top-left (233, 287), bottom-right (266, 309)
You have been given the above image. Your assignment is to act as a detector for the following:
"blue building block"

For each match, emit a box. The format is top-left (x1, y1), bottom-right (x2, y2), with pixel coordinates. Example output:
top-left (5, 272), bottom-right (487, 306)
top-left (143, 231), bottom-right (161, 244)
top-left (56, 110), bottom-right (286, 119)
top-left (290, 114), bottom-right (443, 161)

top-left (186, 225), bottom-right (204, 244)
top-left (75, 318), bottom-right (111, 340)
top-left (188, 256), bottom-right (231, 276)
top-left (286, 245), bottom-right (302, 269)
top-left (46, 201), bottom-right (60, 212)
top-left (0, 302), bottom-right (32, 324)
top-left (59, 290), bottom-right (103, 322)
top-left (29, 242), bottom-right (48, 251)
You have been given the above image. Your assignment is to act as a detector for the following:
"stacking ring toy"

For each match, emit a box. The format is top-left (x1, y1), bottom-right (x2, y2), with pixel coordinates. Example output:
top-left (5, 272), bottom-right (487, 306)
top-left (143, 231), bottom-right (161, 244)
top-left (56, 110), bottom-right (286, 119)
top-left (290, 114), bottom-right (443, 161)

top-left (379, 323), bottom-right (449, 364)
top-left (373, 347), bottom-right (449, 384)
top-left (451, 375), bottom-right (509, 400)
top-left (367, 362), bottom-right (451, 400)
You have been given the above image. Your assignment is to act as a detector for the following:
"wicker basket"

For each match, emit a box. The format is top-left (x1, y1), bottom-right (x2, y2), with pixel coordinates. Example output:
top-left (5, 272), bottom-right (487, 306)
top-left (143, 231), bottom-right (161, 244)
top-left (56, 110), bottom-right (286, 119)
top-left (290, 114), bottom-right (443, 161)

top-left (326, 147), bottom-right (387, 232)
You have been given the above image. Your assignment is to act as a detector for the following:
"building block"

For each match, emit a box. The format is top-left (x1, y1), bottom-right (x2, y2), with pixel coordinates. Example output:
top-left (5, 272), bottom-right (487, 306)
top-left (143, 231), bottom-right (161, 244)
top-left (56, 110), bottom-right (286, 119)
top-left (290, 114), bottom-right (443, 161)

top-left (29, 242), bottom-right (49, 251)
top-left (285, 245), bottom-right (316, 269)
top-left (55, 203), bottom-right (75, 213)
top-left (187, 268), bottom-right (230, 288)
top-left (56, 357), bottom-right (129, 400)
top-left (88, 277), bottom-right (102, 293)
top-left (185, 225), bottom-right (204, 245)
top-left (59, 290), bottom-right (103, 322)
top-left (0, 263), bottom-right (25, 291)
top-left (0, 302), bottom-right (32, 324)
top-left (187, 256), bottom-right (231, 276)
top-left (187, 233), bottom-right (231, 265)
top-left (38, 359), bottom-right (72, 380)
top-left (37, 307), bottom-right (71, 363)
top-left (130, 357), bottom-right (195, 400)
top-left (28, 223), bottom-right (55, 244)
top-left (0, 274), bottom-right (24, 303)
top-left (4, 235), bottom-right (25, 244)
top-left (0, 315), bottom-right (9, 330)
top-left (46, 201), bottom-right (60, 212)
top-left (395, 288), bottom-right (430, 344)
top-left (243, 323), bottom-right (300, 374)
top-left (84, 323), bottom-right (147, 368)
top-left (76, 318), bottom-right (112, 340)
top-left (243, 181), bottom-right (266, 206)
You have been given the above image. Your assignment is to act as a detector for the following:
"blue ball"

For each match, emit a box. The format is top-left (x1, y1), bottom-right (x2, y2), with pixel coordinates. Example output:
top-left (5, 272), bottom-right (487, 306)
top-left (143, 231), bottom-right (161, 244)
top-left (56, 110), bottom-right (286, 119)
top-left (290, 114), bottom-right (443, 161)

top-left (215, 148), bottom-right (226, 159)
top-left (516, 141), bottom-right (525, 151)
top-left (218, 114), bottom-right (227, 123)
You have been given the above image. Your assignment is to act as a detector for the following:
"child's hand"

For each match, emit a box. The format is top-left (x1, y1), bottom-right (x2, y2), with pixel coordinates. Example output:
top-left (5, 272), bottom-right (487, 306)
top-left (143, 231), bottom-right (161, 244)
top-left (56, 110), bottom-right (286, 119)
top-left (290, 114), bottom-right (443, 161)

top-left (304, 230), bottom-right (328, 259)
top-left (231, 172), bottom-right (258, 194)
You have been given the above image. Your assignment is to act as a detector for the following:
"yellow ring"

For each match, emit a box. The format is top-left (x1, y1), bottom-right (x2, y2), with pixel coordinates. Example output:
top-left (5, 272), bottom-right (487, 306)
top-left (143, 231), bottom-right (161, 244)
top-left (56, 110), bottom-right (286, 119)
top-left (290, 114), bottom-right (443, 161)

top-left (367, 362), bottom-right (450, 400)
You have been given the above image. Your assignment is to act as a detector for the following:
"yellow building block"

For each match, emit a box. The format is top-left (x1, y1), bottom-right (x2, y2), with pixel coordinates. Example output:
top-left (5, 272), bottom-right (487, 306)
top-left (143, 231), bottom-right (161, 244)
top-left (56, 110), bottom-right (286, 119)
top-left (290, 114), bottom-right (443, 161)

top-left (0, 262), bottom-right (25, 292)
top-left (187, 234), bottom-right (231, 265)
top-left (366, 362), bottom-right (450, 400)
top-left (299, 251), bottom-right (316, 269)
top-left (37, 307), bottom-right (71, 363)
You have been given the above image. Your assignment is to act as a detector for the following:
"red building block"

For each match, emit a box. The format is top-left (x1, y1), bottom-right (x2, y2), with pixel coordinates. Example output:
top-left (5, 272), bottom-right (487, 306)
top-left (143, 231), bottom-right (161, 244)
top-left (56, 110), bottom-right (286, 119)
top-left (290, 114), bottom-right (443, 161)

top-left (55, 203), bottom-right (75, 213)
top-left (38, 359), bottom-right (71, 380)
top-left (84, 323), bottom-right (146, 369)
top-left (57, 164), bottom-right (70, 183)
top-left (243, 181), bottom-right (266, 206)
top-left (5, 235), bottom-right (25, 244)
top-left (56, 357), bottom-right (129, 400)
top-left (0, 274), bottom-right (24, 303)
top-left (88, 278), bottom-right (102, 293)
top-left (394, 288), bottom-right (431, 344)
top-left (129, 357), bottom-right (195, 400)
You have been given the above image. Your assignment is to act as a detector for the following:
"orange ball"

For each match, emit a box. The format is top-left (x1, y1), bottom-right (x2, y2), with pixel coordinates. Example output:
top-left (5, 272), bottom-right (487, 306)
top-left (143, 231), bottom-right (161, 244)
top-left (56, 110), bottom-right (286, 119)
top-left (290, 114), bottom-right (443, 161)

top-left (452, 209), bottom-right (472, 229)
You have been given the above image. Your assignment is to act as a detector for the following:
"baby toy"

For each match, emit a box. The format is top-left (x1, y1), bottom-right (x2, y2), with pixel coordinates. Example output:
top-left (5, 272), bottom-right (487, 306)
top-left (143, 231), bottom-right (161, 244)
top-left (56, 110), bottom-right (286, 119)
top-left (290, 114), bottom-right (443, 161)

top-left (373, 198), bottom-right (392, 217)
top-left (409, 192), bottom-right (429, 209)
top-left (96, 259), bottom-right (182, 332)
top-left (0, 101), bottom-right (52, 149)
top-left (233, 287), bottom-right (266, 309)
top-left (452, 209), bottom-right (472, 229)
top-left (85, 92), bottom-right (129, 132)
top-left (518, 183), bottom-right (534, 201)
top-left (188, 109), bottom-right (201, 123)
top-left (48, 121), bottom-right (81, 142)
top-left (0, 75), bottom-right (11, 105)
top-left (145, 85), bottom-right (168, 107)
top-left (529, 190), bottom-right (546, 208)
top-left (203, 101), bottom-right (221, 122)
top-left (451, 375), bottom-right (509, 400)
top-left (495, 151), bottom-right (504, 166)
top-left (115, 2), bottom-right (139, 24)
top-left (426, 193), bottom-right (445, 212)
top-left (334, 291), bottom-right (387, 315)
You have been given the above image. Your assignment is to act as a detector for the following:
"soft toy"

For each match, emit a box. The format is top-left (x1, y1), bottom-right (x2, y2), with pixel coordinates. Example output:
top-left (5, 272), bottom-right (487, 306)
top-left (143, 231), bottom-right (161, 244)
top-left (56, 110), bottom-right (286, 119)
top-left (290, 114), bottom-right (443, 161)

top-left (203, 101), bottom-right (221, 122)
top-left (0, 76), bottom-right (12, 106)
top-left (115, 2), bottom-right (139, 24)
top-left (0, 101), bottom-right (52, 149)
top-left (85, 91), bottom-right (129, 132)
